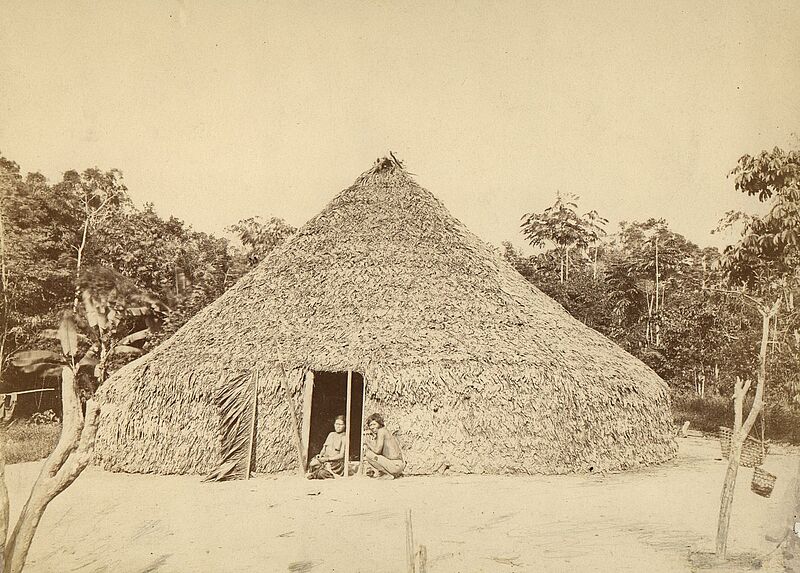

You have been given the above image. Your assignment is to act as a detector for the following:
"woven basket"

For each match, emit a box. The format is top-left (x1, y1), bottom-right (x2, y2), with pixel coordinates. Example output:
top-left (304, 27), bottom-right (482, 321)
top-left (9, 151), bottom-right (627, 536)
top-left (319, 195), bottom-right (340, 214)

top-left (740, 438), bottom-right (768, 468)
top-left (751, 466), bottom-right (776, 498)
top-left (718, 426), bottom-right (732, 458)
top-left (718, 427), bottom-right (768, 468)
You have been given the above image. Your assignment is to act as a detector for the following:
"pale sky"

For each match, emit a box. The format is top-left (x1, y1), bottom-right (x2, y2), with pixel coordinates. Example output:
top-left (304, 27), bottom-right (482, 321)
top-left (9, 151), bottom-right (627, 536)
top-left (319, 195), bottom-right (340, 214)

top-left (2, 1), bottom-right (798, 252)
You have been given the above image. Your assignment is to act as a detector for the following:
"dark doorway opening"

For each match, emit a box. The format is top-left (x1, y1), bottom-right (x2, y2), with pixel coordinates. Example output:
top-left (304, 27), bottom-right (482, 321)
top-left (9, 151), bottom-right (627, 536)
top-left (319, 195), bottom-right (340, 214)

top-left (306, 371), bottom-right (364, 465)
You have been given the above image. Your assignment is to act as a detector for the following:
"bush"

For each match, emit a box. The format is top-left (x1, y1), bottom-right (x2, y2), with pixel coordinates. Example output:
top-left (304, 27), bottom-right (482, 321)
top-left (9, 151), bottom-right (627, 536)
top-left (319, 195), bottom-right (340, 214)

top-left (2, 421), bottom-right (60, 464)
top-left (671, 391), bottom-right (800, 444)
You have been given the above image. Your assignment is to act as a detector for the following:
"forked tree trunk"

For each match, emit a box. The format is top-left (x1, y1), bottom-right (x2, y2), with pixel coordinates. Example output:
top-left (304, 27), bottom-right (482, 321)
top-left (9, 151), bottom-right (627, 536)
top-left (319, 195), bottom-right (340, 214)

top-left (715, 302), bottom-right (777, 559)
top-left (2, 367), bottom-right (100, 573)
top-left (716, 415), bottom-right (748, 558)
top-left (0, 429), bottom-right (9, 568)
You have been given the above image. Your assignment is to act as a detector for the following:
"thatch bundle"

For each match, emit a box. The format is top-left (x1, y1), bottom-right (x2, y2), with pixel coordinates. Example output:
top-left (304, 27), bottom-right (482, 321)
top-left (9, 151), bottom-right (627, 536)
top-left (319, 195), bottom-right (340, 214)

top-left (94, 158), bottom-right (677, 475)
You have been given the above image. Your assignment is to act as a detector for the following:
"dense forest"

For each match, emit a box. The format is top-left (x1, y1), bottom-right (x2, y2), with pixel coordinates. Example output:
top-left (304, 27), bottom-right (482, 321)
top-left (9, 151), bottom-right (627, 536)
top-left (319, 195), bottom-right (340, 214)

top-left (1, 149), bottom-right (798, 437)
top-left (0, 155), bottom-right (295, 400)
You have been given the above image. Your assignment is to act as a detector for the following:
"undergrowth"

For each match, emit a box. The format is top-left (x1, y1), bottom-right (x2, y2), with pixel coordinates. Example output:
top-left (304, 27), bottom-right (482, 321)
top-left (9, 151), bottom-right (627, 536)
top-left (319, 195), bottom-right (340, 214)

top-left (2, 420), bottom-right (61, 464)
top-left (672, 391), bottom-right (800, 444)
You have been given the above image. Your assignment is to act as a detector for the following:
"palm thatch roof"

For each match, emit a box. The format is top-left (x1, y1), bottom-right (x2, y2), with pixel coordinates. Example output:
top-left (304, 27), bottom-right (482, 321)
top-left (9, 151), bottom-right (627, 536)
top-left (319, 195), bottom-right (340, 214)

top-left (94, 158), bottom-right (677, 475)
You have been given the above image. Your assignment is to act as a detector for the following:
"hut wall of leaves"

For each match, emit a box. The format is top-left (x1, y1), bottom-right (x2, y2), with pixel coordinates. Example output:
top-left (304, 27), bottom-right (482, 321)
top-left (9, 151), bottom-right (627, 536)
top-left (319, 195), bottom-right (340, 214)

top-left (94, 158), bottom-right (677, 476)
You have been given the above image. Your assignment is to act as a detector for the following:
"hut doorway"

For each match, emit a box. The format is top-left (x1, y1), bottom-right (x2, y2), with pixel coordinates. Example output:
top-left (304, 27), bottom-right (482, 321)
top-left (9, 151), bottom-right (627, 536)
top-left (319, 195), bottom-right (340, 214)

top-left (302, 371), bottom-right (365, 472)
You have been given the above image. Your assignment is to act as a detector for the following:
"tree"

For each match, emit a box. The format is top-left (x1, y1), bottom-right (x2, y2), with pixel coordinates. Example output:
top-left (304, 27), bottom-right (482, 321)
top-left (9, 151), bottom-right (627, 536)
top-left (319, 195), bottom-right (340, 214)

top-left (608, 219), bottom-right (704, 348)
top-left (0, 158), bottom-right (77, 382)
top-left (2, 311), bottom-right (100, 572)
top-left (714, 146), bottom-right (800, 560)
top-left (78, 266), bottom-right (165, 384)
top-left (55, 168), bottom-right (129, 313)
top-left (1, 155), bottom-right (300, 392)
top-left (227, 216), bottom-right (296, 268)
top-left (0, 159), bottom-right (17, 377)
top-left (520, 193), bottom-right (607, 283)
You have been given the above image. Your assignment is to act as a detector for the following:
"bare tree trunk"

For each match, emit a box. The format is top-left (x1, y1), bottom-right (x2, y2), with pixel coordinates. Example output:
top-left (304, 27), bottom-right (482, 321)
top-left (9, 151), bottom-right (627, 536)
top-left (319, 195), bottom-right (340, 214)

top-left (0, 427), bottom-right (9, 571)
top-left (716, 437), bottom-right (743, 558)
top-left (654, 238), bottom-right (661, 347)
top-left (0, 203), bottom-right (9, 379)
top-left (645, 292), bottom-right (654, 346)
top-left (96, 334), bottom-right (109, 384)
top-left (715, 302), bottom-right (777, 559)
top-left (72, 216), bottom-right (90, 314)
top-left (3, 367), bottom-right (101, 573)
top-left (654, 237), bottom-right (659, 314)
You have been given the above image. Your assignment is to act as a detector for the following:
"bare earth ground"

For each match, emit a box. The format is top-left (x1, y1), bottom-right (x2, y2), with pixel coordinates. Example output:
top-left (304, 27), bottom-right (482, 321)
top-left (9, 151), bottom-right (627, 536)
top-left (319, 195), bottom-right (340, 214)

top-left (4, 436), bottom-right (799, 573)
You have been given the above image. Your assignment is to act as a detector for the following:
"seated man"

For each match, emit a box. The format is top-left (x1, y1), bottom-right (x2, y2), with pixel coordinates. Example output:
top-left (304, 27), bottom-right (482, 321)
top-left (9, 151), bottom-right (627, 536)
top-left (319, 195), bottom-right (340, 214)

top-left (362, 413), bottom-right (405, 480)
top-left (306, 415), bottom-right (346, 479)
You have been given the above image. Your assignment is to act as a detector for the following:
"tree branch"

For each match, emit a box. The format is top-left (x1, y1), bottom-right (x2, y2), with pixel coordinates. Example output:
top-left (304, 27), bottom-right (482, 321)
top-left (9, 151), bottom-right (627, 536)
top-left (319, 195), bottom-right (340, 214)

top-left (741, 298), bottom-right (781, 434)
top-left (3, 377), bottom-right (99, 573)
top-left (703, 286), bottom-right (763, 309)
top-left (42, 367), bottom-right (83, 477)
top-left (53, 401), bottom-right (100, 495)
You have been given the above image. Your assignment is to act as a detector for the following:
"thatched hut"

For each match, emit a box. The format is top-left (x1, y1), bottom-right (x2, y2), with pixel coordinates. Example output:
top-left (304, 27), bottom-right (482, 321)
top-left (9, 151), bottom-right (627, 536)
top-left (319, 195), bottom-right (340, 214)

top-left (94, 158), bottom-right (677, 476)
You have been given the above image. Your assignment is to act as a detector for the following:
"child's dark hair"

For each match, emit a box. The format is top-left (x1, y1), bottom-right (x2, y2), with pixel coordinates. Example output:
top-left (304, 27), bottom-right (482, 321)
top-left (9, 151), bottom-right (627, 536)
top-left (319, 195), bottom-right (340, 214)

top-left (335, 415), bottom-right (345, 423)
top-left (366, 413), bottom-right (384, 428)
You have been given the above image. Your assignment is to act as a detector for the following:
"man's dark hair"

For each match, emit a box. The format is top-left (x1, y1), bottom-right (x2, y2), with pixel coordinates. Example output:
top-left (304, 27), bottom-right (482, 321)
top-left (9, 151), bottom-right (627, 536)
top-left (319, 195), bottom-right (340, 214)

top-left (366, 413), bottom-right (385, 428)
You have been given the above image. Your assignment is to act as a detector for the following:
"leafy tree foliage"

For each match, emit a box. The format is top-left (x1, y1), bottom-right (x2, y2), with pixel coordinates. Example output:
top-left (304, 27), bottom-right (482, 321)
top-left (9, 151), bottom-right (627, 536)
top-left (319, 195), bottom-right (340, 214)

top-left (0, 154), bottom-right (288, 393)
top-left (1, 159), bottom-right (75, 374)
top-left (227, 216), bottom-right (296, 268)
top-left (508, 192), bottom-right (797, 406)
top-left (520, 193), bottom-right (606, 283)
top-left (716, 146), bottom-right (800, 404)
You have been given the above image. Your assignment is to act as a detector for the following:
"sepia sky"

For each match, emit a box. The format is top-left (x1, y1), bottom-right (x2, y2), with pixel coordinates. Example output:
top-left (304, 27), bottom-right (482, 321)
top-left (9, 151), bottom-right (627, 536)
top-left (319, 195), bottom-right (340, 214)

top-left (1, 1), bottom-right (798, 251)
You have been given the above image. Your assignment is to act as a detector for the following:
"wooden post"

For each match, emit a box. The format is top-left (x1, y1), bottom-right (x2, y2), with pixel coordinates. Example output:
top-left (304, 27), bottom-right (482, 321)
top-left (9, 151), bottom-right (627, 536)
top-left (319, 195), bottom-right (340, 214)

top-left (359, 375), bottom-right (367, 476)
top-left (301, 371), bottom-right (314, 461)
top-left (245, 371), bottom-right (258, 480)
top-left (344, 370), bottom-right (353, 477)
top-left (279, 367), bottom-right (307, 476)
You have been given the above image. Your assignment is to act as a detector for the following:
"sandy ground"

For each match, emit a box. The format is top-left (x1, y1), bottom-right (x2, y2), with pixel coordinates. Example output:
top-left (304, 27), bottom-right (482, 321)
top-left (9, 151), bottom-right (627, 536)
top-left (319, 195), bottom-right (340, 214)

top-left (4, 436), bottom-right (799, 573)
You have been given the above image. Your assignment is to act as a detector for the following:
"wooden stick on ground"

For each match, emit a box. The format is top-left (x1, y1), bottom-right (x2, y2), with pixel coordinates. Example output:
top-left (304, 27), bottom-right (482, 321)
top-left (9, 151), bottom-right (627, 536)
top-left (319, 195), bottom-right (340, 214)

top-left (405, 509), bottom-right (416, 573)
top-left (417, 544), bottom-right (428, 573)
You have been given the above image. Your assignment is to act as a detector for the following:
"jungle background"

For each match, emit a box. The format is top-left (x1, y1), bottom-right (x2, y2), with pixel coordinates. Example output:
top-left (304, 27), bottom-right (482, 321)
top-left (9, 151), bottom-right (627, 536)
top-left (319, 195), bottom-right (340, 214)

top-left (1, 147), bottom-right (797, 450)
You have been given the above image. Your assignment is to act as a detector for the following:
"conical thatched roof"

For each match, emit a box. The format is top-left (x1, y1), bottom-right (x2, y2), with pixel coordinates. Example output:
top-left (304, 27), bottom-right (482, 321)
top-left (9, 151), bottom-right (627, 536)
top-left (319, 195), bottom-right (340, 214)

top-left (95, 158), bottom-right (677, 475)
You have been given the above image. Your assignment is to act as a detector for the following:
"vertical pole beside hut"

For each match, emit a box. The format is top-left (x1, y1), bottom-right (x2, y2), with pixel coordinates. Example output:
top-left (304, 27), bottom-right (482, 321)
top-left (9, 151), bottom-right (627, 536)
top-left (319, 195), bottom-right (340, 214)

top-left (345, 370), bottom-right (353, 477)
